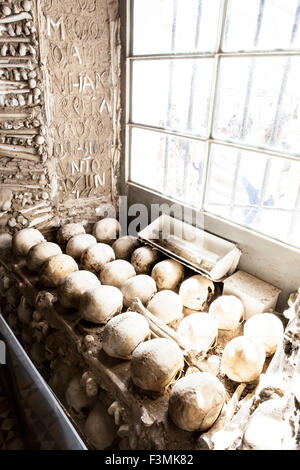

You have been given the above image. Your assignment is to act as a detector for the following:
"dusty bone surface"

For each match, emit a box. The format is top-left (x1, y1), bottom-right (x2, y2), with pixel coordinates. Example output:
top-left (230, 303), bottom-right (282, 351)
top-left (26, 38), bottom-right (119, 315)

top-left (0, 251), bottom-right (197, 449)
top-left (197, 291), bottom-right (300, 450)
top-left (0, 239), bottom-right (296, 450)
top-left (0, 0), bottom-right (52, 235)
top-left (0, 250), bottom-right (242, 448)
top-left (34, 291), bottom-right (197, 449)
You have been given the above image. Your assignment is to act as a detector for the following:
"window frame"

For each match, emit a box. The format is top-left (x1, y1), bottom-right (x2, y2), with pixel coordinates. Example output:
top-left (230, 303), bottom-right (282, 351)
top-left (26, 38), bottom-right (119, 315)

top-left (120, 0), bottom-right (300, 310)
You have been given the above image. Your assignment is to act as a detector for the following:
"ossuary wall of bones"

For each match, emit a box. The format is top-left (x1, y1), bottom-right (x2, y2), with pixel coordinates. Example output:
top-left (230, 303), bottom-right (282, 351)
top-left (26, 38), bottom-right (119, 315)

top-left (0, 0), bottom-right (121, 235)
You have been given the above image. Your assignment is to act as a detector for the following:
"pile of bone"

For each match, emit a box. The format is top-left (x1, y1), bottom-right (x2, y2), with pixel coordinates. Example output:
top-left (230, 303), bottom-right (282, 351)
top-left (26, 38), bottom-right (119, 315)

top-left (11, 219), bottom-right (285, 444)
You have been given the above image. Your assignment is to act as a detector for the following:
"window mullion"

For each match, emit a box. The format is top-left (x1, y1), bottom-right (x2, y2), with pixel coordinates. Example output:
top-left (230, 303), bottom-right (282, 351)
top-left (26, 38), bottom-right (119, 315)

top-left (128, 50), bottom-right (300, 60)
top-left (288, 182), bottom-right (300, 237)
top-left (204, 0), bottom-right (228, 141)
top-left (162, 0), bottom-right (178, 191)
top-left (229, 0), bottom-right (265, 217)
top-left (211, 138), bottom-right (300, 161)
top-left (182, 0), bottom-right (203, 198)
top-left (201, 0), bottom-right (228, 210)
top-left (199, 141), bottom-right (211, 210)
top-left (127, 122), bottom-right (300, 160)
top-left (128, 123), bottom-right (208, 142)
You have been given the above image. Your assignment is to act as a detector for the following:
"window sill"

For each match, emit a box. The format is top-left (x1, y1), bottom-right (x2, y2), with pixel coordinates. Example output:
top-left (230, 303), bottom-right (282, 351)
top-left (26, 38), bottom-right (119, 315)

top-left (127, 181), bottom-right (300, 311)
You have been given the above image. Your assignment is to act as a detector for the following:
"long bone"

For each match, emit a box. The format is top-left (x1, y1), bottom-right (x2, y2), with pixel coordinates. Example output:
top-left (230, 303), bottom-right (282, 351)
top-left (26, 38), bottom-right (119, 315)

top-left (0, 183), bottom-right (42, 189)
top-left (0, 150), bottom-right (40, 161)
top-left (130, 298), bottom-right (209, 366)
top-left (0, 89), bottom-right (30, 94)
top-left (0, 79), bottom-right (28, 87)
top-left (0, 58), bottom-right (33, 68)
top-left (0, 38), bottom-right (31, 43)
top-left (0, 112), bottom-right (33, 119)
top-left (19, 202), bottom-right (49, 214)
top-left (0, 128), bottom-right (39, 135)
top-left (0, 143), bottom-right (38, 154)
top-left (28, 214), bottom-right (52, 228)
top-left (0, 13), bottom-right (32, 24)
top-left (0, 133), bottom-right (36, 139)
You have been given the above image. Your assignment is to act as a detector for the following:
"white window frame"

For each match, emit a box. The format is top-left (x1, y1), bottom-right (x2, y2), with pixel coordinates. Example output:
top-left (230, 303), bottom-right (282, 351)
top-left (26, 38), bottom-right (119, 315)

top-left (120, 0), bottom-right (300, 310)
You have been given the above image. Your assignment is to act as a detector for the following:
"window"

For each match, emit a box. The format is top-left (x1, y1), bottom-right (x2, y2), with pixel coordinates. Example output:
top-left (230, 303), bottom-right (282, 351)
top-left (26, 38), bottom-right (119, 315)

top-left (126, 0), bottom-right (300, 250)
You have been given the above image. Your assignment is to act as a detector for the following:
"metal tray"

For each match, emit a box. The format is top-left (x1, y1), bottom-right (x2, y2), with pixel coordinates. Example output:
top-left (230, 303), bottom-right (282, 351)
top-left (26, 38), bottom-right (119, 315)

top-left (0, 314), bottom-right (87, 450)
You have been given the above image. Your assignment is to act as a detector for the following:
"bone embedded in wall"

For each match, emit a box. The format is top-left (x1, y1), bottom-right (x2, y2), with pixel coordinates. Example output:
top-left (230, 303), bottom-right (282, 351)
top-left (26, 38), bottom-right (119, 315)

top-left (0, 149), bottom-right (40, 161)
top-left (0, 0), bottom-right (49, 233)
top-left (0, 13), bottom-right (32, 25)
top-left (28, 213), bottom-right (52, 227)
top-left (19, 201), bottom-right (49, 214)
top-left (0, 38), bottom-right (31, 43)
top-left (0, 58), bottom-right (34, 69)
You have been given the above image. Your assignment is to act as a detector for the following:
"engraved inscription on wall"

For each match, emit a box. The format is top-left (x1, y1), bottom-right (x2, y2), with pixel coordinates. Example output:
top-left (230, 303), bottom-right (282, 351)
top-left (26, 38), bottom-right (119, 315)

top-left (41, 0), bottom-right (116, 203)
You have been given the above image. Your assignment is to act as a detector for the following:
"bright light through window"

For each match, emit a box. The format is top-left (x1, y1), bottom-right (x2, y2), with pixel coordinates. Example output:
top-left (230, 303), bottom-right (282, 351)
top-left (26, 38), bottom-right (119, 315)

top-left (127, 0), bottom-right (300, 249)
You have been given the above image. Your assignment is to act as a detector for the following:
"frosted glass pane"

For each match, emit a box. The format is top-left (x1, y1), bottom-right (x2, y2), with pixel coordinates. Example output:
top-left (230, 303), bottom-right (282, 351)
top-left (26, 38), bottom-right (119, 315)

top-left (131, 127), bottom-right (205, 207)
top-left (132, 59), bottom-right (213, 137)
top-left (213, 56), bottom-right (300, 155)
top-left (132, 0), bottom-right (221, 55)
top-left (205, 144), bottom-right (300, 247)
top-left (223, 0), bottom-right (300, 51)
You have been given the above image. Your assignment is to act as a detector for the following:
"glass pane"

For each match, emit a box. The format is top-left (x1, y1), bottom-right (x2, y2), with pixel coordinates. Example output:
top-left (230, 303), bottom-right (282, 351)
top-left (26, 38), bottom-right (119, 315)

top-left (132, 0), bottom-right (221, 55)
top-left (130, 127), bottom-right (206, 207)
top-left (223, 0), bottom-right (300, 51)
top-left (132, 59), bottom-right (214, 137)
top-left (213, 56), bottom-right (300, 155)
top-left (205, 144), bottom-right (300, 248)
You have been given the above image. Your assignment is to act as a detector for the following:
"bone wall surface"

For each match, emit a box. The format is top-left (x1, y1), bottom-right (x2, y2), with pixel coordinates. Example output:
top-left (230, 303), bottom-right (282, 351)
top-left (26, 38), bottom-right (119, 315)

top-left (0, 0), bottom-right (121, 235)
